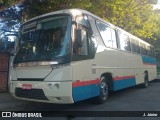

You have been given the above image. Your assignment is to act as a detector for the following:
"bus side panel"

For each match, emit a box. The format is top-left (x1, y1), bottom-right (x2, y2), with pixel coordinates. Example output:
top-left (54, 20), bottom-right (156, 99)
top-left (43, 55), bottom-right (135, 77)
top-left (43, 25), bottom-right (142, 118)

top-left (112, 75), bottom-right (136, 91)
top-left (71, 61), bottom-right (100, 102)
top-left (72, 79), bottom-right (100, 102)
top-left (93, 45), bottom-right (157, 91)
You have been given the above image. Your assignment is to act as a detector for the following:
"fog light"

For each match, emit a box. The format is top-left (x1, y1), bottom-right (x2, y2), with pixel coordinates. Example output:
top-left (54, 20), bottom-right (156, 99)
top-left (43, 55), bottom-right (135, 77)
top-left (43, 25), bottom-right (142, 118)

top-left (48, 83), bottom-right (53, 89)
top-left (54, 83), bottom-right (60, 89)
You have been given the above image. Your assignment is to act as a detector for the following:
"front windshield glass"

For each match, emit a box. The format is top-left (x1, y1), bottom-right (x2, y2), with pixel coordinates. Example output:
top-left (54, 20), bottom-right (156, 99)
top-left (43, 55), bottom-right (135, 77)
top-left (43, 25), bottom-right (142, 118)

top-left (14, 15), bottom-right (71, 64)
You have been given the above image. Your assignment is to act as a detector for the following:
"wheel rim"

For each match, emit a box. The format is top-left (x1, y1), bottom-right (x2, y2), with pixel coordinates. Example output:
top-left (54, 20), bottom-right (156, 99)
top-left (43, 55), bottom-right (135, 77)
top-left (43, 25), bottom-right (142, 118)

top-left (100, 80), bottom-right (108, 100)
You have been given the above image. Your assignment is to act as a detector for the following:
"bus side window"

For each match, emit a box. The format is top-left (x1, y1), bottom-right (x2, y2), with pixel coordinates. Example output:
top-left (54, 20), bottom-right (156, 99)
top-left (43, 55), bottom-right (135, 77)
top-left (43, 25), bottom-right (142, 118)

top-left (124, 35), bottom-right (131, 52)
top-left (118, 30), bottom-right (131, 52)
top-left (110, 28), bottom-right (117, 49)
top-left (96, 21), bottom-right (117, 49)
top-left (146, 45), bottom-right (151, 56)
top-left (135, 40), bottom-right (140, 54)
top-left (73, 15), bottom-right (95, 58)
top-left (140, 43), bottom-right (147, 55)
top-left (130, 39), bottom-right (140, 54)
top-left (75, 29), bottom-right (89, 55)
top-left (150, 46), bottom-right (155, 57)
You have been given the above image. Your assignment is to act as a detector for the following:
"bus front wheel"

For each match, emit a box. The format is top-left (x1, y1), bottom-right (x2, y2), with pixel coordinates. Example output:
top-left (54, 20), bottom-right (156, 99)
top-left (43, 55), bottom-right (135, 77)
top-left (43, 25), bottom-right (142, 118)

top-left (95, 76), bottom-right (109, 104)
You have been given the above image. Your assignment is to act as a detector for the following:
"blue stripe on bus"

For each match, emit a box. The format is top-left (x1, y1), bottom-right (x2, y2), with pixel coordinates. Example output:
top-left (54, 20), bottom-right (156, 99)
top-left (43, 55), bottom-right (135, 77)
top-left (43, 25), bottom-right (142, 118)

top-left (113, 77), bottom-right (136, 91)
top-left (141, 56), bottom-right (156, 65)
top-left (72, 76), bottom-right (136, 102)
top-left (72, 84), bottom-right (100, 102)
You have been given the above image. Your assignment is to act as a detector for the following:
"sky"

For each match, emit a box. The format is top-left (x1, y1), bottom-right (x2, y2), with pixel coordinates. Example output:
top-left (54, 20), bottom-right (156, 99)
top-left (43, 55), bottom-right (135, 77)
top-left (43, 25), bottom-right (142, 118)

top-left (154, 0), bottom-right (160, 9)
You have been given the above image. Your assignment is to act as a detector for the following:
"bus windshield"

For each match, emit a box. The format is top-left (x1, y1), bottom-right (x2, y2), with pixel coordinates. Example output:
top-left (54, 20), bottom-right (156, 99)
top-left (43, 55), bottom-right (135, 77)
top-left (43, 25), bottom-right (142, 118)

top-left (14, 15), bottom-right (71, 64)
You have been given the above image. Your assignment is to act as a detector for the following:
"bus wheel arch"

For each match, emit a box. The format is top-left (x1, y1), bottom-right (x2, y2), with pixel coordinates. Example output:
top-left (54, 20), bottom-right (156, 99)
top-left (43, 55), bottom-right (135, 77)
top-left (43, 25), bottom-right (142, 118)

top-left (101, 73), bottom-right (113, 91)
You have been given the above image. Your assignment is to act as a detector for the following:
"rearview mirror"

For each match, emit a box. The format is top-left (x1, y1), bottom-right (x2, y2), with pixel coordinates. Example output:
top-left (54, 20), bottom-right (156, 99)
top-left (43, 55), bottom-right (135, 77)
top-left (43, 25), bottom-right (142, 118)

top-left (75, 29), bottom-right (83, 48)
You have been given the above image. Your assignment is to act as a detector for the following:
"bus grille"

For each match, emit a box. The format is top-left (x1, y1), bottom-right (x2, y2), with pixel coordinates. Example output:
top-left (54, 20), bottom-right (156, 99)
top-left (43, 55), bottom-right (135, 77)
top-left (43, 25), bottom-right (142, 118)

top-left (15, 88), bottom-right (48, 100)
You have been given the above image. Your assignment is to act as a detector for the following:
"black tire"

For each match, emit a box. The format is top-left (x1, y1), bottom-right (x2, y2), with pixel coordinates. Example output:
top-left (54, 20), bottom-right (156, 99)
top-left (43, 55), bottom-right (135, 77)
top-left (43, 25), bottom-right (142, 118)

top-left (142, 72), bottom-right (149, 88)
top-left (95, 76), bottom-right (109, 104)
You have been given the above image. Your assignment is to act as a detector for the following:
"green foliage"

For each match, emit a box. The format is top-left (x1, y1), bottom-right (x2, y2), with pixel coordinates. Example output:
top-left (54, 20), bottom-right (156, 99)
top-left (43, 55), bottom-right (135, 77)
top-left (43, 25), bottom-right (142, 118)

top-left (0, 0), bottom-right (19, 7)
top-left (1, 0), bottom-right (160, 48)
top-left (148, 0), bottom-right (158, 4)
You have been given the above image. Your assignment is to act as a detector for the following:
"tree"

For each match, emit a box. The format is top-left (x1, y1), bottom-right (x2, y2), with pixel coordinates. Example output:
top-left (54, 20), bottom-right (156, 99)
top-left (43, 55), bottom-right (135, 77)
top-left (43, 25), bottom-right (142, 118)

top-left (0, 0), bottom-right (160, 47)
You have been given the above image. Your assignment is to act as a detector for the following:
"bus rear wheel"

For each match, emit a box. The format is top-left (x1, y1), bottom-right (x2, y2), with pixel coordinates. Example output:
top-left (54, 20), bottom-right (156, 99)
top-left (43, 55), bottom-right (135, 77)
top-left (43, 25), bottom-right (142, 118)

top-left (142, 72), bottom-right (148, 88)
top-left (95, 76), bottom-right (109, 104)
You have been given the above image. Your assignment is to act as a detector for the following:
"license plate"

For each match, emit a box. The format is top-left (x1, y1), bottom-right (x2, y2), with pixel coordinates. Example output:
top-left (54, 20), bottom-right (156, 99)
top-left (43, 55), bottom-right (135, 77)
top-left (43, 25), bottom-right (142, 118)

top-left (22, 84), bottom-right (32, 90)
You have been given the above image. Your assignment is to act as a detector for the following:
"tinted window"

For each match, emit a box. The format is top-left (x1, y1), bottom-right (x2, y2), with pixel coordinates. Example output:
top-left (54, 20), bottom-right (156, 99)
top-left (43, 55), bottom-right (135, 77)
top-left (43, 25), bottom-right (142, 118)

top-left (76, 30), bottom-right (89, 55)
top-left (146, 45), bottom-right (151, 56)
top-left (14, 16), bottom-right (71, 63)
top-left (118, 31), bottom-right (131, 52)
top-left (140, 43), bottom-right (147, 55)
top-left (110, 28), bottom-right (117, 48)
top-left (73, 15), bottom-right (97, 61)
top-left (74, 15), bottom-right (90, 56)
top-left (150, 46), bottom-right (155, 57)
top-left (96, 21), bottom-right (117, 48)
top-left (131, 39), bottom-right (140, 54)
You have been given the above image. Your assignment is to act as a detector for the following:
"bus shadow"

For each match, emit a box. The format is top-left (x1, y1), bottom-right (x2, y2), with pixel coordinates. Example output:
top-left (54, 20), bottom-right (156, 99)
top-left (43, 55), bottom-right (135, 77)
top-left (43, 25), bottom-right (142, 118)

top-left (23, 98), bottom-right (95, 111)
top-left (150, 79), bottom-right (160, 83)
top-left (109, 85), bottom-right (139, 98)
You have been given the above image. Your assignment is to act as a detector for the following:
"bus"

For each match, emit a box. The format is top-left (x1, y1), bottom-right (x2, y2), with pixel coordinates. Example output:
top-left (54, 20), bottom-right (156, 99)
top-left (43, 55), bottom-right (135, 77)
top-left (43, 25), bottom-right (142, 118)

top-left (10, 9), bottom-right (157, 104)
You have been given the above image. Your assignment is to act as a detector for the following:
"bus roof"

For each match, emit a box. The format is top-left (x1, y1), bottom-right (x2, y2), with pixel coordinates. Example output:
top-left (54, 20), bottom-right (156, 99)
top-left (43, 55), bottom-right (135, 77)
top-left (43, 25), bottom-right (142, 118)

top-left (23, 8), bottom-right (153, 47)
top-left (23, 9), bottom-right (115, 27)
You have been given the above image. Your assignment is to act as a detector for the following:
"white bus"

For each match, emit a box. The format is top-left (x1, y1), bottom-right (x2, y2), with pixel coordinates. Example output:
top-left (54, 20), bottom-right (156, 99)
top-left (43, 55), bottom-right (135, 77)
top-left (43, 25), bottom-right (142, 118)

top-left (10, 9), bottom-right (157, 104)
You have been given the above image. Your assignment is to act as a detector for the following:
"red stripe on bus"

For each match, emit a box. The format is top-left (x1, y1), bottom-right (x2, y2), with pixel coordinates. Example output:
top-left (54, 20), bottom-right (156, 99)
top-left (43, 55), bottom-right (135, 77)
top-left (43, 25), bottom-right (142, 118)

top-left (72, 78), bottom-right (100, 87)
top-left (73, 75), bottom-right (135, 87)
top-left (143, 63), bottom-right (156, 65)
top-left (113, 75), bottom-right (135, 81)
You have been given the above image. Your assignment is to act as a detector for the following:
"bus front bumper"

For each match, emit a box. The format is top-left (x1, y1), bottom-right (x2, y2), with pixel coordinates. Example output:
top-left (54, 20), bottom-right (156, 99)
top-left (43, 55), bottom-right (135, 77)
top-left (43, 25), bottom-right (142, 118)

top-left (10, 81), bottom-right (74, 104)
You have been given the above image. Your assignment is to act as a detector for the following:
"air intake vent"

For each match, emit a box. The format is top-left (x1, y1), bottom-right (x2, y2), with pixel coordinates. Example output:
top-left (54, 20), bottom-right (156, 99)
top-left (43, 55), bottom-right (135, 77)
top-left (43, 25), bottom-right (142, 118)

top-left (15, 88), bottom-right (48, 100)
top-left (17, 78), bottom-right (44, 81)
